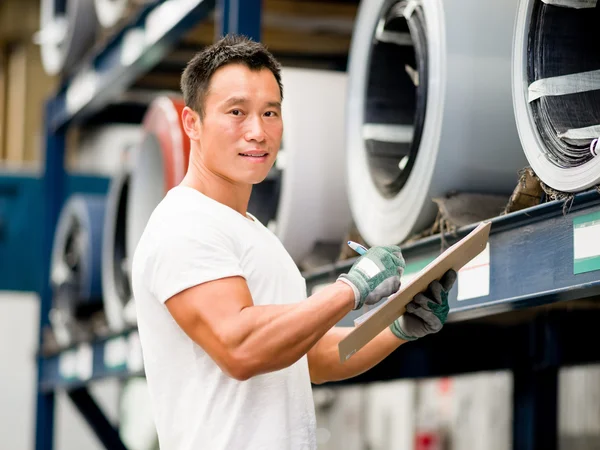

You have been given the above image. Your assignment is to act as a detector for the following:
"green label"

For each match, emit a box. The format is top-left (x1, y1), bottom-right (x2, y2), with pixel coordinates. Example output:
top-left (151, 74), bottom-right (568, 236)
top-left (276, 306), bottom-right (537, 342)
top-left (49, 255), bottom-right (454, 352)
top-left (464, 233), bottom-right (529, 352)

top-left (402, 256), bottom-right (436, 283)
top-left (573, 211), bottom-right (600, 275)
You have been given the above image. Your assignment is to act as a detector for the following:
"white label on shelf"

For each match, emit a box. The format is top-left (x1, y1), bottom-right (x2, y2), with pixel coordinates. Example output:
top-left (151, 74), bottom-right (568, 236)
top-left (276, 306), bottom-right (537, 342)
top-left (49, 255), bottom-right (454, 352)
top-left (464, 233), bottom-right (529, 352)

top-left (120, 28), bottom-right (146, 66)
top-left (76, 343), bottom-right (93, 381)
top-left (58, 350), bottom-right (78, 380)
top-left (145, 0), bottom-right (201, 46)
top-left (104, 337), bottom-right (128, 369)
top-left (573, 212), bottom-right (600, 274)
top-left (457, 243), bottom-right (490, 301)
top-left (573, 219), bottom-right (600, 261)
top-left (127, 331), bottom-right (144, 373)
top-left (66, 68), bottom-right (97, 114)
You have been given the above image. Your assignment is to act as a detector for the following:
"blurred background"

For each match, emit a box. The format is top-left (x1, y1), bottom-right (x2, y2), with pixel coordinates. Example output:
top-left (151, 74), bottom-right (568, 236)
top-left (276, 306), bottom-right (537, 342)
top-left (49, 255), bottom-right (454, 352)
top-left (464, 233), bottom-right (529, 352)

top-left (1, 0), bottom-right (600, 449)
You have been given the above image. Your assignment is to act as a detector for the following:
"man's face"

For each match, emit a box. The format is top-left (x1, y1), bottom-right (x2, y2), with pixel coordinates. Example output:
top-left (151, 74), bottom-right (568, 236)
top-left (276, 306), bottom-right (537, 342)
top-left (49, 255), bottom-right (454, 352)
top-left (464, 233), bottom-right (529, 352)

top-left (197, 63), bottom-right (283, 185)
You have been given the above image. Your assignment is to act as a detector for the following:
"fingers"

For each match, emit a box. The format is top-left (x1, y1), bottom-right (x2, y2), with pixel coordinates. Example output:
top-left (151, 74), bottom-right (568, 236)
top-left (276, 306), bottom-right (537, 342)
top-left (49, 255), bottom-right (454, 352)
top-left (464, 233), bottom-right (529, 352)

top-left (405, 298), bottom-right (439, 329)
top-left (440, 269), bottom-right (458, 291)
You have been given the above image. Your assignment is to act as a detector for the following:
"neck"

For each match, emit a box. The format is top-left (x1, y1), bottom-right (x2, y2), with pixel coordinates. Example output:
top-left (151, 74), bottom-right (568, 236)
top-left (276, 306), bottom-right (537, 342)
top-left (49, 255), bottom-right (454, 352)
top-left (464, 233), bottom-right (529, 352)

top-left (181, 146), bottom-right (252, 219)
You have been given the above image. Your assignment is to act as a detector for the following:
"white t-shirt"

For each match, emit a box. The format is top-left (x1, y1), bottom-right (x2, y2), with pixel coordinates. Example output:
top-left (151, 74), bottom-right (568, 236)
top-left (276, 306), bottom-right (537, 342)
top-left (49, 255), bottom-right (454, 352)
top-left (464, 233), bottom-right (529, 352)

top-left (131, 186), bottom-right (317, 450)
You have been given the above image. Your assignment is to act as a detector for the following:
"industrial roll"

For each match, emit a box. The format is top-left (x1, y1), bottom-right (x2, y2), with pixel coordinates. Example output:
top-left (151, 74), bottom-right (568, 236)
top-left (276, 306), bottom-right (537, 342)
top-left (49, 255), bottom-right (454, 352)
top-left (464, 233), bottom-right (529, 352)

top-left (94, 0), bottom-right (129, 28)
top-left (102, 148), bottom-right (134, 333)
top-left (512, 0), bottom-right (600, 192)
top-left (126, 97), bottom-right (191, 270)
top-left (50, 194), bottom-right (106, 346)
top-left (38, 0), bottom-right (98, 76)
top-left (346, 0), bottom-right (527, 246)
top-left (248, 67), bottom-right (352, 264)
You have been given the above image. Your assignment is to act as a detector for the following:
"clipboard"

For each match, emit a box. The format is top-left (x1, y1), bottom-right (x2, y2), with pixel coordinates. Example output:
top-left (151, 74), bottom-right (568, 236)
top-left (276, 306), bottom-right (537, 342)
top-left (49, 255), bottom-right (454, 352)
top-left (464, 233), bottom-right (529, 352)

top-left (338, 220), bottom-right (492, 362)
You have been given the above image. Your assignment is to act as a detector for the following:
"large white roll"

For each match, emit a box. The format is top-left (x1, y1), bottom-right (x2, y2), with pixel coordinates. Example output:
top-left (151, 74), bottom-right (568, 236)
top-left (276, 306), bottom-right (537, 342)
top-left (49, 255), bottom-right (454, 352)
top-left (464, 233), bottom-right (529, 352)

top-left (346, 0), bottom-right (527, 246)
top-left (512, 0), bottom-right (600, 192)
top-left (249, 67), bottom-right (352, 263)
top-left (50, 194), bottom-right (106, 346)
top-left (38, 0), bottom-right (98, 76)
top-left (94, 0), bottom-right (129, 28)
top-left (126, 97), bottom-right (190, 270)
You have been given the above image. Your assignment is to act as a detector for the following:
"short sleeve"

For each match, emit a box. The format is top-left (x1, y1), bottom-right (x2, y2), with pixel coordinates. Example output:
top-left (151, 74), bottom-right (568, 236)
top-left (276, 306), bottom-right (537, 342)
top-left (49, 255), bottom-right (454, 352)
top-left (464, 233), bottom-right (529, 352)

top-left (146, 220), bottom-right (246, 304)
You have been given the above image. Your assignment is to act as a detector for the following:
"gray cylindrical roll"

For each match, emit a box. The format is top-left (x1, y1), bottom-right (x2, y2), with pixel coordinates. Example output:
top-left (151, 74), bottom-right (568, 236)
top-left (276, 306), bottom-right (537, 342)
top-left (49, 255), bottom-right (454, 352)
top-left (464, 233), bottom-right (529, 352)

top-left (248, 67), bottom-right (352, 264)
top-left (102, 148), bottom-right (133, 333)
top-left (49, 194), bottom-right (106, 346)
top-left (38, 0), bottom-right (98, 75)
top-left (512, 0), bottom-right (600, 192)
top-left (346, 0), bottom-right (527, 246)
top-left (94, 0), bottom-right (129, 28)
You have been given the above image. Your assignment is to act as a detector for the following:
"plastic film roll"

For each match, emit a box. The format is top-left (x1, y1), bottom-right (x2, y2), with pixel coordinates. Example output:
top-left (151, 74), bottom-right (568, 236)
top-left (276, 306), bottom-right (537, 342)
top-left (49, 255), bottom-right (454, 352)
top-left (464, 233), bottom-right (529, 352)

top-left (512, 0), bottom-right (600, 192)
top-left (38, 0), bottom-right (98, 76)
top-left (50, 194), bottom-right (106, 346)
top-left (346, 0), bottom-right (527, 246)
top-left (102, 148), bottom-right (134, 332)
top-left (73, 124), bottom-right (142, 176)
top-left (126, 97), bottom-right (191, 268)
top-left (94, 0), bottom-right (129, 28)
top-left (248, 68), bottom-right (352, 264)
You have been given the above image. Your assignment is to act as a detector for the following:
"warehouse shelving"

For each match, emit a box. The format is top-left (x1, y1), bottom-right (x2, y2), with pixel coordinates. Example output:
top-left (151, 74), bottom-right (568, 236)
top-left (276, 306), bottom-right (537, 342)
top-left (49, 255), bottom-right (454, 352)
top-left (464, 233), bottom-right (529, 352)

top-left (30, 0), bottom-right (600, 449)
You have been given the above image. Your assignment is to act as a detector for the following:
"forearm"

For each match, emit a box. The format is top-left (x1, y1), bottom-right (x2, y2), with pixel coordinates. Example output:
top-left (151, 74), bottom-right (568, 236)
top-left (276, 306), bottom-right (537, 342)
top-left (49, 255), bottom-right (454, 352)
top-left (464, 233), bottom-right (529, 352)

top-left (223, 281), bottom-right (354, 377)
top-left (308, 325), bottom-right (406, 384)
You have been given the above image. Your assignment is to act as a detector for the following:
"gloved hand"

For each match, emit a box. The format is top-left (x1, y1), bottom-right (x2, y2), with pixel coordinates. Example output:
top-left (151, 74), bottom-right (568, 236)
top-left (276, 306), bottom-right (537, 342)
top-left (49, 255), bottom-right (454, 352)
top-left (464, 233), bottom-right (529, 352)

top-left (390, 269), bottom-right (457, 341)
top-left (337, 246), bottom-right (405, 310)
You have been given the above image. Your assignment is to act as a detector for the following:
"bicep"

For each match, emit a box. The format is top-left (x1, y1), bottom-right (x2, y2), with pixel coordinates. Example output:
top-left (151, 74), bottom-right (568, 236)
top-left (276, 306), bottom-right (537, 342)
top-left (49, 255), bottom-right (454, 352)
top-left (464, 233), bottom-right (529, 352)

top-left (164, 275), bottom-right (254, 375)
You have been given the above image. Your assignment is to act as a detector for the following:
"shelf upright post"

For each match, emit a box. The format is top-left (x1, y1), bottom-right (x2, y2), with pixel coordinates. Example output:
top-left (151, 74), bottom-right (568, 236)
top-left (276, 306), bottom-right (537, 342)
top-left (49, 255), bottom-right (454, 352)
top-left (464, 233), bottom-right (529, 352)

top-left (216, 0), bottom-right (262, 41)
top-left (35, 98), bottom-right (67, 450)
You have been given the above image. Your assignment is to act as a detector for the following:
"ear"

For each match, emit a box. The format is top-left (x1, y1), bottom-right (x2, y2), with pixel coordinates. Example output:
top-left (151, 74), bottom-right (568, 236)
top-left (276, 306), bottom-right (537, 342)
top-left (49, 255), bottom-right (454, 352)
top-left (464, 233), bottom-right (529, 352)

top-left (181, 106), bottom-right (201, 141)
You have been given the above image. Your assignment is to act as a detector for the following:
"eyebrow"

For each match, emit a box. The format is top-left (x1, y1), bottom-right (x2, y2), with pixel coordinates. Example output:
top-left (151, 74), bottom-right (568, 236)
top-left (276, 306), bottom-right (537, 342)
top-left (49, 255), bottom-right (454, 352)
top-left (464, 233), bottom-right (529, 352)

top-left (223, 96), bottom-right (281, 109)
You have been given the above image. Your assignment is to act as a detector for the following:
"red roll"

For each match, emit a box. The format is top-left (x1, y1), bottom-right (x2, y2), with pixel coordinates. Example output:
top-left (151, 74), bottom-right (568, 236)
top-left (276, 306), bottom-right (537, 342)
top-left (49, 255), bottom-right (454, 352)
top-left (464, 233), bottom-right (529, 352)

top-left (125, 97), bottom-right (191, 284)
top-left (141, 96), bottom-right (191, 190)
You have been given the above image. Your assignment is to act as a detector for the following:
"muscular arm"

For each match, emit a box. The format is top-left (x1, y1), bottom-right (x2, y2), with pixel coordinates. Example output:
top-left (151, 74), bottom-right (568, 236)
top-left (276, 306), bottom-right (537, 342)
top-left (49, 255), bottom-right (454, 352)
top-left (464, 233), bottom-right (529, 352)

top-left (307, 326), bottom-right (406, 385)
top-left (165, 276), bottom-right (355, 381)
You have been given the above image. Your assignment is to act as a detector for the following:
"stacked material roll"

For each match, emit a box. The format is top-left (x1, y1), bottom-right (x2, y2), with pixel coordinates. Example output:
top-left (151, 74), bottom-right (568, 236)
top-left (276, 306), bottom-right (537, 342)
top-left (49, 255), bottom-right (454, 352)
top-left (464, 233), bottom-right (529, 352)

top-left (248, 67), bottom-right (352, 264)
top-left (126, 97), bottom-right (191, 276)
top-left (50, 195), bottom-right (106, 346)
top-left (346, 0), bottom-right (527, 246)
top-left (102, 147), bottom-right (135, 332)
top-left (512, 0), bottom-right (600, 192)
top-left (38, 0), bottom-right (98, 75)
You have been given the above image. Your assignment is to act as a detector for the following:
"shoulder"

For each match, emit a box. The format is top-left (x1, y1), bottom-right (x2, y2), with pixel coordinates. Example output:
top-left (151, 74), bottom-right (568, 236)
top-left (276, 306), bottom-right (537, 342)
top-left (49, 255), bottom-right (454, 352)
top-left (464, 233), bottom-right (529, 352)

top-left (147, 193), bottom-right (238, 251)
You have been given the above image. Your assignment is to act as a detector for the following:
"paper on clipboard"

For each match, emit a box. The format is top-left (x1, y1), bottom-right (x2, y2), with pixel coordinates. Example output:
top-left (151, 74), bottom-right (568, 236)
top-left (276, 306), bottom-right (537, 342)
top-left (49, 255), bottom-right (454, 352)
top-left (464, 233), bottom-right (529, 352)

top-left (338, 221), bottom-right (491, 362)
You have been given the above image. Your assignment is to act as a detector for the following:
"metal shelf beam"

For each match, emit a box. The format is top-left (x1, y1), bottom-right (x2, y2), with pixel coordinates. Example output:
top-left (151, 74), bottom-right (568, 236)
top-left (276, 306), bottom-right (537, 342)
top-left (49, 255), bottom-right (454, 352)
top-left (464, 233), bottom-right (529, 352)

top-left (48, 0), bottom-right (217, 133)
top-left (305, 189), bottom-right (600, 326)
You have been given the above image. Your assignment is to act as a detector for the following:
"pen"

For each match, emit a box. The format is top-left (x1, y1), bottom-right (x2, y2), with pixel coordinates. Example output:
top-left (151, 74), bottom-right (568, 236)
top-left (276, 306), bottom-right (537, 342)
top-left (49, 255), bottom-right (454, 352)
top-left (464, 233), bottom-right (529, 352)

top-left (347, 240), bottom-right (368, 256)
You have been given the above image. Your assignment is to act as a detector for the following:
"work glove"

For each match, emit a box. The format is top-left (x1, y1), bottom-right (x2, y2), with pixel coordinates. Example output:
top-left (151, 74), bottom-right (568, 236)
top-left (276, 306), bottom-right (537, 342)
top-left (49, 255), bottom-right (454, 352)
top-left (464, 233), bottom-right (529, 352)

top-left (337, 246), bottom-right (405, 310)
top-left (390, 269), bottom-right (457, 341)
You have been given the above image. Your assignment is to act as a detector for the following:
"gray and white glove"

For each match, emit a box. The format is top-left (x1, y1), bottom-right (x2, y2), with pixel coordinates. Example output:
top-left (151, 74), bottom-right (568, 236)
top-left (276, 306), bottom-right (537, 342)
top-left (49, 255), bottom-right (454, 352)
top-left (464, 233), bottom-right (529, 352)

top-left (337, 246), bottom-right (405, 310)
top-left (390, 269), bottom-right (457, 341)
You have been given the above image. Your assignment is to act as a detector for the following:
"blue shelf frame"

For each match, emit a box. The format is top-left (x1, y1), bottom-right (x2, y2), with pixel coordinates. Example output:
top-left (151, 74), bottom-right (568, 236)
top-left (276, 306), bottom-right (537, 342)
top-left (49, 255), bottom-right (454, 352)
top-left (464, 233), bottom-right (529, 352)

top-left (35, 1), bottom-right (262, 449)
top-left (33, 0), bottom-right (600, 448)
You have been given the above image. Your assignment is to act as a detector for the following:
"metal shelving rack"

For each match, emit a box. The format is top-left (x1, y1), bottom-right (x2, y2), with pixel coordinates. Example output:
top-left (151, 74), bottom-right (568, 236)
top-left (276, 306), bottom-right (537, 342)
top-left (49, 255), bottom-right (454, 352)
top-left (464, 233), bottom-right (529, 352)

top-left (34, 0), bottom-right (600, 449)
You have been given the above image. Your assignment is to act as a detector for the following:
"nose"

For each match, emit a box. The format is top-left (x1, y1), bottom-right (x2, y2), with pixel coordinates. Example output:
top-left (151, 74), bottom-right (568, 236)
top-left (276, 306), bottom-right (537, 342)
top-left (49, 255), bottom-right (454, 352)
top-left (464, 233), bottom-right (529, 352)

top-left (244, 115), bottom-right (266, 143)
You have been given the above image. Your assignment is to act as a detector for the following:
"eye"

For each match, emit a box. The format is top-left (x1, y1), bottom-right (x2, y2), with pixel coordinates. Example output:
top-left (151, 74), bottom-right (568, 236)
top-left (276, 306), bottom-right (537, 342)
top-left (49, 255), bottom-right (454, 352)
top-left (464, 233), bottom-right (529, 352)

top-left (230, 109), bottom-right (241, 116)
top-left (264, 111), bottom-right (278, 117)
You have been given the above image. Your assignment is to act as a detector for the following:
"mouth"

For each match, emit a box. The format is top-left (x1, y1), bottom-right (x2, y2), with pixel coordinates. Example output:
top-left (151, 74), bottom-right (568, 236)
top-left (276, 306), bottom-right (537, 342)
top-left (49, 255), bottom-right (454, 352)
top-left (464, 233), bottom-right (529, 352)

top-left (239, 151), bottom-right (270, 163)
top-left (239, 152), bottom-right (268, 157)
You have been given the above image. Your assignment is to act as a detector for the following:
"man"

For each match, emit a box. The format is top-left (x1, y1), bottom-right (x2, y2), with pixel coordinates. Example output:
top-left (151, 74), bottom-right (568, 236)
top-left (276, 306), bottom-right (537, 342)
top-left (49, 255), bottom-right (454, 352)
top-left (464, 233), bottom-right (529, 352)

top-left (131, 34), bottom-right (457, 450)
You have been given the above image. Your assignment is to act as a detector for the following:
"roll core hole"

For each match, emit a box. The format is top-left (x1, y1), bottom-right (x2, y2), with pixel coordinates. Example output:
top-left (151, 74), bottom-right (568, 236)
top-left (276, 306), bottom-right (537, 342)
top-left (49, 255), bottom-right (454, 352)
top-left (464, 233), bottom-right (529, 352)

top-left (248, 146), bottom-right (283, 229)
top-left (528, 2), bottom-right (600, 168)
top-left (114, 175), bottom-right (131, 305)
top-left (363, 0), bottom-right (428, 198)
